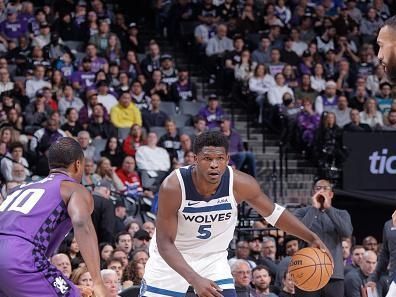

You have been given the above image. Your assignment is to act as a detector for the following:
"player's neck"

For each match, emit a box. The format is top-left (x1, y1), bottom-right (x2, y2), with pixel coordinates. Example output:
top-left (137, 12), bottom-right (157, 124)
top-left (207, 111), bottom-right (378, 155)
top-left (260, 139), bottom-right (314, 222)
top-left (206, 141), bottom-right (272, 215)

top-left (50, 169), bottom-right (72, 178)
top-left (192, 168), bottom-right (220, 198)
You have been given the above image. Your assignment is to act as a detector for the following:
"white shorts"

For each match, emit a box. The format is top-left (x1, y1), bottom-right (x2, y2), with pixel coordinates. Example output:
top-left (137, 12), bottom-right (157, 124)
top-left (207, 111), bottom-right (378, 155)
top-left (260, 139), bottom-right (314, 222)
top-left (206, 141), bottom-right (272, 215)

top-left (386, 281), bottom-right (396, 297)
top-left (141, 251), bottom-right (234, 297)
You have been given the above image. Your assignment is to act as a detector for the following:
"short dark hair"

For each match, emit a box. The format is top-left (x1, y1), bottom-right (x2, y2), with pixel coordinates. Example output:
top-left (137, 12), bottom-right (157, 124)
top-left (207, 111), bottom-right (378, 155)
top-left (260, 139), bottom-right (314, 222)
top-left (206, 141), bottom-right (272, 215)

top-left (383, 16), bottom-right (396, 30)
top-left (252, 265), bottom-right (271, 275)
top-left (193, 131), bottom-right (229, 154)
top-left (9, 141), bottom-right (23, 153)
top-left (351, 245), bottom-right (364, 253)
top-left (48, 137), bottom-right (84, 170)
top-left (115, 231), bottom-right (132, 244)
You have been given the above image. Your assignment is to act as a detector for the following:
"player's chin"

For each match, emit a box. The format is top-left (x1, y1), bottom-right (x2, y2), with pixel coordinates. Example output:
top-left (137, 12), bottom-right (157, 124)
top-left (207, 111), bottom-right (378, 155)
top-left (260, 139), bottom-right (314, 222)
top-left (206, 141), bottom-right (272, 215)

top-left (206, 174), bottom-right (220, 183)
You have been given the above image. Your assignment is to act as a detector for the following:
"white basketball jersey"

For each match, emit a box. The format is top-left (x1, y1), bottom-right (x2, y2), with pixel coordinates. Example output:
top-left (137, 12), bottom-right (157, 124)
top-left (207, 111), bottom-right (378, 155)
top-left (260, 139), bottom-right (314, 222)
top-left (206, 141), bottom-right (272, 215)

top-left (150, 165), bottom-right (238, 256)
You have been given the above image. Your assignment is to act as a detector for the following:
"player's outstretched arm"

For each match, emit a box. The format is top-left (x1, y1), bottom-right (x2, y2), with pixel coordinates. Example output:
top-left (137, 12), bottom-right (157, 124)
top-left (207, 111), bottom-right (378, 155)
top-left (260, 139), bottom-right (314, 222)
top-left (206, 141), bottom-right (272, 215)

top-left (66, 184), bottom-right (107, 297)
top-left (233, 170), bottom-right (326, 249)
top-left (156, 173), bottom-right (222, 297)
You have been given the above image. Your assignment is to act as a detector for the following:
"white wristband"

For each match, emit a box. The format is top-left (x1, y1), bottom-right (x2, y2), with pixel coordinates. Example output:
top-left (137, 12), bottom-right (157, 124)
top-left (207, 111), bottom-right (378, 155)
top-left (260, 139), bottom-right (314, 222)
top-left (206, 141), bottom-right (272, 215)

top-left (264, 203), bottom-right (285, 226)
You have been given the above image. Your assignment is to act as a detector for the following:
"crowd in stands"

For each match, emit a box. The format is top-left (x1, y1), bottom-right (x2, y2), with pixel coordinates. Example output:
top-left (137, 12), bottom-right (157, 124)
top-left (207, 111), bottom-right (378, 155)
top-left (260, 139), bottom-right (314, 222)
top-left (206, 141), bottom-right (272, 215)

top-left (0, 0), bottom-right (394, 296)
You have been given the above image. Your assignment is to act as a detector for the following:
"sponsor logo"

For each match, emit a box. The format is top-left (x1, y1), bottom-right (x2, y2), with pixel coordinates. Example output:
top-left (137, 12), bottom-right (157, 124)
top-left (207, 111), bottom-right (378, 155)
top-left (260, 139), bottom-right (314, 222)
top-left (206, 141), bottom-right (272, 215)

top-left (53, 276), bottom-right (69, 294)
top-left (369, 149), bottom-right (396, 174)
top-left (183, 212), bottom-right (232, 223)
top-left (187, 201), bottom-right (200, 206)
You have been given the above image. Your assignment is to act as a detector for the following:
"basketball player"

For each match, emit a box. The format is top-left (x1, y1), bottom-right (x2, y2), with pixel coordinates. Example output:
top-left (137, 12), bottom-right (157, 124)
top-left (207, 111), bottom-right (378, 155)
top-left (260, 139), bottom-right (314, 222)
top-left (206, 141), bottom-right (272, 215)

top-left (377, 16), bottom-right (396, 84)
top-left (0, 138), bottom-right (107, 296)
top-left (141, 131), bottom-right (328, 297)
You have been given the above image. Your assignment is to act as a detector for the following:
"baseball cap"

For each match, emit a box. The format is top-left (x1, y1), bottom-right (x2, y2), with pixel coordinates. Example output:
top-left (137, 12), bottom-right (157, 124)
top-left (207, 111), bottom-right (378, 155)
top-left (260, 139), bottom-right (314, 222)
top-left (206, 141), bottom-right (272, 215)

top-left (40, 22), bottom-right (49, 29)
top-left (160, 54), bottom-right (172, 62)
top-left (302, 50), bottom-right (311, 58)
top-left (36, 89), bottom-right (44, 98)
top-left (128, 22), bottom-right (137, 29)
top-left (96, 80), bottom-right (108, 88)
top-left (208, 94), bottom-right (218, 101)
top-left (325, 81), bottom-right (337, 88)
top-left (134, 230), bottom-right (151, 240)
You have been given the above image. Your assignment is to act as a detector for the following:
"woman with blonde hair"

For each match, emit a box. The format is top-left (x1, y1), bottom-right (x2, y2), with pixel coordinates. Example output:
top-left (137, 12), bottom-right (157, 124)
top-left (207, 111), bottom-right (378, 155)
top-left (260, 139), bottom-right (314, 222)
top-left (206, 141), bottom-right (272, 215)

top-left (360, 97), bottom-right (384, 129)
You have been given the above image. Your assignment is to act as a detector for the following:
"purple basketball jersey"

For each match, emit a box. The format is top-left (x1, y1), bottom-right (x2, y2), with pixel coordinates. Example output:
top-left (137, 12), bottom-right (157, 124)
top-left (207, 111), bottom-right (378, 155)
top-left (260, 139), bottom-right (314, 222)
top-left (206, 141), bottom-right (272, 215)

top-left (0, 173), bottom-right (75, 257)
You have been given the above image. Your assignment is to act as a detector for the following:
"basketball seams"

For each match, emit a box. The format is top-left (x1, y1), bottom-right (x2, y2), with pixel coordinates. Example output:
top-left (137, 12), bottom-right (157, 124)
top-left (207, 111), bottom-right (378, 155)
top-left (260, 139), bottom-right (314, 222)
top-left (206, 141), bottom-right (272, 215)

top-left (312, 248), bottom-right (323, 290)
top-left (296, 263), bottom-right (317, 288)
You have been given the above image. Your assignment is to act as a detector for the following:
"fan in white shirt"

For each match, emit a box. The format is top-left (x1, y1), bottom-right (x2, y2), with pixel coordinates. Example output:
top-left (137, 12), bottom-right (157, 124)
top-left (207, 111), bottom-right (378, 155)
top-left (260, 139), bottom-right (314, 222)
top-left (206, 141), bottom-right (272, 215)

top-left (267, 73), bottom-right (294, 106)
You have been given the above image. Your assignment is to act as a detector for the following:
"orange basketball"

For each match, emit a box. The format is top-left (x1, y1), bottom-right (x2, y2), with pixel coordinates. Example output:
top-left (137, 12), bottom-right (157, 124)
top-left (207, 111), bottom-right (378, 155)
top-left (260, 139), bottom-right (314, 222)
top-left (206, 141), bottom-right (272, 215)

top-left (288, 247), bottom-right (334, 292)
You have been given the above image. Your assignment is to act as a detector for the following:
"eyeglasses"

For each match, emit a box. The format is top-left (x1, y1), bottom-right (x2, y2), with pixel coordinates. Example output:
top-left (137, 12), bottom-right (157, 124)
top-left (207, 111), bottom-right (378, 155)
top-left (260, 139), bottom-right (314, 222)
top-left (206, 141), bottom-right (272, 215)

top-left (314, 185), bottom-right (331, 191)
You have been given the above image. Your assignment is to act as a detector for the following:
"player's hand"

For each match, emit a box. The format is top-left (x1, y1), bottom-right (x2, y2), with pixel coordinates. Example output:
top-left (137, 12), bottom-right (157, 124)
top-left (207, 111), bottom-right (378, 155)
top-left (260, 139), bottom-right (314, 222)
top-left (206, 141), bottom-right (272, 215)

top-left (77, 285), bottom-right (93, 297)
top-left (92, 283), bottom-right (108, 297)
top-left (191, 276), bottom-right (223, 297)
top-left (310, 235), bottom-right (334, 265)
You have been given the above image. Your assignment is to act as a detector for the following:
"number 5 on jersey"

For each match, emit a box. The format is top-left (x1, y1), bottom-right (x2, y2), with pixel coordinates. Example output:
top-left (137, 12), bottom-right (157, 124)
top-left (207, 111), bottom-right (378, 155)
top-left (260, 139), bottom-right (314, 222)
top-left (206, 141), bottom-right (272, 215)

top-left (0, 189), bottom-right (45, 214)
top-left (197, 224), bottom-right (212, 239)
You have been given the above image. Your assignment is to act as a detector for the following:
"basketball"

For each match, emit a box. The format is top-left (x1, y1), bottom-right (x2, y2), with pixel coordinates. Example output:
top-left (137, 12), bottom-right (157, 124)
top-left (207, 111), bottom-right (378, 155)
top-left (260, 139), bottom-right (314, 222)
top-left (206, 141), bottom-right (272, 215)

top-left (288, 247), bottom-right (334, 292)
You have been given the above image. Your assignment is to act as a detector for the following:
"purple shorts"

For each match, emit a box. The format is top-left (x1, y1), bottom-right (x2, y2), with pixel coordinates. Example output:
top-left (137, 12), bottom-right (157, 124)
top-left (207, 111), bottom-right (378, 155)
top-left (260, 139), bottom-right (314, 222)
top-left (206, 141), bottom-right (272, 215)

top-left (0, 237), bottom-right (80, 297)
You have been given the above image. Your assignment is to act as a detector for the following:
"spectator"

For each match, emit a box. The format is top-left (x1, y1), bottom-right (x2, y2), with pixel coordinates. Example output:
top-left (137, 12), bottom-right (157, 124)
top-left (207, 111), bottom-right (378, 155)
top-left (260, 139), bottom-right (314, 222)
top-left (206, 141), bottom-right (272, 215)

top-left (231, 259), bottom-right (252, 290)
top-left (146, 69), bottom-right (168, 102)
top-left (57, 85), bottom-right (84, 118)
top-left (135, 132), bottom-right (170, 192)
top-left (281, 37), bottom-right (300, 67)
top-left (360, 7), bottom-right (383, 44)
top-left (220, 115), bottom-right (256, 177)
top-left (334, 95), bottom-right (351, 128)
top-left (359, 98), bottom-right (383, 129)
top-left (71, 267), bottom-right (94, 290)
top-left (375, 82), bottom-right (393, 115)
top-left (0, 8), bottom-right (28, 41)
top-left (142, 221), bottom-right (155, 238)
top-left (252, 36), bottom-right (272, 65)
top-left (101, 269), bottom-right (119, 297)
top-left (115, 231), bottom-right (132, 257)
top-left (0, 162), bottom-right (28, 201)
top-left (130, 80), bottom-right (151, 111)
top-left (112, 249), bottom-right (129, 269)
top-left (96, 80), bottom-right (118, 113)
top-left (192, 115), bottom-right (207, 140)
top-left (141, 40), bottom-right (161, 78)
top-left (344, 109), bottom-right (372, 132)
top-left (383, 110), bottom-right (396, 131)
top-left (82, 157), bottom-right (101, 188)
top-left (77, 130), bottom-right (96, 160)
top-left (274, 236), bottom-right (300, 290)
top-left (170, 68), bottom-right (197, 105)
top-left (122, 124), bottom-right (146, 157)
top-left (132, 229), bottom-right (151, 251)
top-left (314, 80), bottom-right (338, 115)
top-left (175, 133), bottom-right (192, 167)
top-left (158, 119), bottom-right (181, 166)
top-left (116, 156), bottom-right (142, 189)
top-left (362, 236), bottom-right (379, 254)
top-left (51, 253), bottom-right (72, 279)
top-left (42, 31), bottom-right (71, 62)
top-left (228, 240), bottom-right (256, 269)
top-left (96, 157), bottom-right (125, 192)
top-left (251, 266), bottom-right (278, 297)
top-left (79, 88), bottom-right (108, 129)
top-left (268, 48), bottom-right (285, 76)
top-left (344, 250), bottom-right (378, 297)
top-left (198, 94), bottom-right (226, 129)
top-left (84, 43), bottom-right (108, 73)
top-left (32, 22), bottom-right (51, 48)
top-left (110, 91), bottom-right (142, 129)
top-left (0, 68), bottom-right (14, 95)
top-left (294, 179), bottom-right (353, 297)
top-left (310, 63), bottom-right (326, 93)
top-left (0, 141), bottom-right (29, 182)
top-left (349, 85), bottom-right (369, 112)
top-left (89, 19), bottom-right (118, 54)
top-left (121, 259), bottom-right (145, 289)
top-left (91, 178), bottom-right (116, 245)
top-left (367, 65), bottom-right (388, 96)
top-left (120, 50), bottom-right (141, 81)
top-left (294, 74), bottom-right (318, 104)
top-left (267, 73), bottom-right (294, 106)
top-left (345, 245), bottom-right (365, 275)
top-left (142, 93), bottom-right (169, 132)
top-left (87, 103), bottom-right (117, 140)
top-left (124, 22), bottom-right (144, 54)
top-left (296, 98), bottom-right (321, 153)
top-left (25, 65), bottom-right (51, 99)
top-left (61, 107), bottom-right (83, 137)
top-left (100, 137), bottom-right (125, 168)
top-left (159, 54), bottom-right (178, 87)
top-left (125, 219), bottom-right (141, 238)
top-left (71, 57), bottom-right (95, 93)
top-left (279, 271), bottom-right (295, 297)
top-left (29, 118), bottom-right (67, 153)
top-left (205, 24), bottom-right (233, 58)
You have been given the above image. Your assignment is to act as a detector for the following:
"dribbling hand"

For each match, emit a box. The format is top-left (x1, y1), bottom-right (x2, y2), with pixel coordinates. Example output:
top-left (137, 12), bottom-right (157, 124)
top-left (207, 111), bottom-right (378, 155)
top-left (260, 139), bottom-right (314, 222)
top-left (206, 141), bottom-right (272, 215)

top-left (191, 276), bottom-right (223, 297)
top-left (310, 236), bottom-right (334, 265)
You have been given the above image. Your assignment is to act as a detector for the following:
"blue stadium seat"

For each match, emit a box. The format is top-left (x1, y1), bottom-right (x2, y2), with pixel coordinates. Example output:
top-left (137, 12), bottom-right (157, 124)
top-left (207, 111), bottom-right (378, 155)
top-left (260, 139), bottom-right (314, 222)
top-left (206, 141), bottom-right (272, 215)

top-left (159, 101), bottom-right (177, 117)
top-left (180, 101), bottom-right (204, 116)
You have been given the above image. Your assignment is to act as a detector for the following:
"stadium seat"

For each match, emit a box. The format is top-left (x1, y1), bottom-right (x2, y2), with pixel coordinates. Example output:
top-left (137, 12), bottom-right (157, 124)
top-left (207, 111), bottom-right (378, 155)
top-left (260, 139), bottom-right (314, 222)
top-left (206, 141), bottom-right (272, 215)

top-left (118, 127), bottom-right (131, 141)
top-left (159, 101), bottom-right (177, 117)
top-left (149, 126), bottom-right (167, 138)
top-left (180, 101), bottom-right (204, 116)
top-left (180, 126), bottom-right (195, 137)
top-left (173, 114), bottom-right (192, 128)
top-left (63, 41), bottom-right (84, 52)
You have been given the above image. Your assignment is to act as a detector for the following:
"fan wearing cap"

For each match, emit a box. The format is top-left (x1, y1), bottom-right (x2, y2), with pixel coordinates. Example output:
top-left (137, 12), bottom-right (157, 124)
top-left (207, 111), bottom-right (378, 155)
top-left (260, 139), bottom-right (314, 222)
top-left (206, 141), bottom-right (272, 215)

top-left (24, 89), bottom-right (53, 129)
top-left (133, 230), bottom-right (151, 251)
top-left (125, 22), bottom-right (144, 54)
top-left (197, 94), bottom-right (226, 129)
top-left (314, 80), bottom-right (338, 115)
top-left (71, 57), bottom-right (96, 93)
top-left (219, 115), bottom-right (256, 177)
top-left (170, 68), bottom-right (198, 105)
top-left (91, 179), bottom-right (115, 244)
top-left (0, 8), bottom-right (28, 41)
top-left (160, 54), bottom-right (178, 86)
